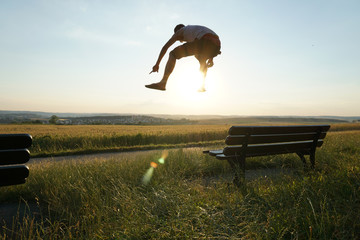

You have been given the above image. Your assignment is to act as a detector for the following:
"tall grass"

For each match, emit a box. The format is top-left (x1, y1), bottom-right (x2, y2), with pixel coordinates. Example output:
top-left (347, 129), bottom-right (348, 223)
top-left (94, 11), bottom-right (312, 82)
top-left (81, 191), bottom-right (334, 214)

top-left (1, 130), bottom-right (360, 239)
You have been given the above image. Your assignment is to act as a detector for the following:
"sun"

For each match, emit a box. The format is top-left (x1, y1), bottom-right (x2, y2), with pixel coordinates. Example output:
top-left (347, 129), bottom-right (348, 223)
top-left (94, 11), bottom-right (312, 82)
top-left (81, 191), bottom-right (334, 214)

top-left (169, 60), bottom-right (208, 97)
top-left (163, 58), bottom-right (221, 113)
top-left (168, 68), bottom-right (219, 113)
top-left (176, 68), bottom-right (203, 91)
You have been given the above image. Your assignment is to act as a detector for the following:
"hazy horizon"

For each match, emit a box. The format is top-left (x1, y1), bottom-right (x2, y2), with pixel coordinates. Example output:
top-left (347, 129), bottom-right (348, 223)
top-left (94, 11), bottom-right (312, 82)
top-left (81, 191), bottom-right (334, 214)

top-left (1, 1), bottom-right (360, 116)
top-left (1, 109), bottom-right (359, 119)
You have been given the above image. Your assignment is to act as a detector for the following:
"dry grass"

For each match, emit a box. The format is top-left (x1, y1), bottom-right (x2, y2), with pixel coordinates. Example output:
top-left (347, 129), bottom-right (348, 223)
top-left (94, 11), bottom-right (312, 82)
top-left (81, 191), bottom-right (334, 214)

top-left (0, 130), bottom-right (360, 239)
top-left (0, 124), bottom-right (230, 137)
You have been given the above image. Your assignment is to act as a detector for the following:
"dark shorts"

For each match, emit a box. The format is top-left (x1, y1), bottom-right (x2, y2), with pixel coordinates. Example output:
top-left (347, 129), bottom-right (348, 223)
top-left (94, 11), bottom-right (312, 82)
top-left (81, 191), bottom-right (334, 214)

top-left (171, 36), bottom-right (221, 62)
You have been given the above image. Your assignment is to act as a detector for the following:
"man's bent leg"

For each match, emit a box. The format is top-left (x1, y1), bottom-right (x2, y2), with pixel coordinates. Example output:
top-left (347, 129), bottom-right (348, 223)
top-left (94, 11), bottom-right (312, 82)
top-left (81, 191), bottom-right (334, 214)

top-left (145, 52), bottom-right (176, 91)
top-left (161, 42), bottom-right (197, 85)
top-left (146, 42), bottom-right (196, 91)
top-left (160, 53), bottom-right (176, 85)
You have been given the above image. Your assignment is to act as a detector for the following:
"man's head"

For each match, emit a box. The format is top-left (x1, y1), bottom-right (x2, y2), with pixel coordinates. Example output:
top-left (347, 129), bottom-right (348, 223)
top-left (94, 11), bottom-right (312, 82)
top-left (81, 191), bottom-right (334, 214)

top-left (174, 24), bottom-right (185, 33)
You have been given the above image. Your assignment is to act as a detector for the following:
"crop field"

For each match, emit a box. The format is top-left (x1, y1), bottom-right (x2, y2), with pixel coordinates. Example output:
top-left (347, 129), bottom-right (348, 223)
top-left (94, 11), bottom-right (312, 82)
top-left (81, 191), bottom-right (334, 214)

top-left (0, 124), bottom-right (230, 157)
top-left (1, 123), bottom-right (359, 157)
top-left (0, 123), bottom-right (360, 239)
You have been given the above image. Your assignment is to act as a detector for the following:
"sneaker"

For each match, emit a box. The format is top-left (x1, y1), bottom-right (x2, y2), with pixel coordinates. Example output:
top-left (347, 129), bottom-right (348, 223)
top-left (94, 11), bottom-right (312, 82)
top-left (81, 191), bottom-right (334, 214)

top-left (145, 82), bottom-right (166, 91)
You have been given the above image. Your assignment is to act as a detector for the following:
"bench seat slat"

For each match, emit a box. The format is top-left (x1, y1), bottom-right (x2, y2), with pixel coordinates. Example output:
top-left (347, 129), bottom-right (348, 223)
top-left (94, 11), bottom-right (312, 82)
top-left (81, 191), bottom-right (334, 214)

top-left (0, 165), bottom-right (29, 187)
top-left (215, 154), bottom-right (227, 160)
top-left (226, 132), bottom-right (327, 145)
top-left (0, 149), bottom-right (31, 165)
top-left (229, 125), bottom-right (330, 135)
top-left (223, 140), bottom-right (323, 156)
top-left (208, 150), bottom-right (223, 156)
top-left (0, 134), bottom-right (32, 150)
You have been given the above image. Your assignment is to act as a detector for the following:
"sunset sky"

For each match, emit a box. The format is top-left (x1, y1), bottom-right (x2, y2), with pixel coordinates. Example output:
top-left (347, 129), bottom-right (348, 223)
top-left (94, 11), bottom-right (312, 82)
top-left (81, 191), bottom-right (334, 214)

top-left (1, 0), bottom-right (359, 116)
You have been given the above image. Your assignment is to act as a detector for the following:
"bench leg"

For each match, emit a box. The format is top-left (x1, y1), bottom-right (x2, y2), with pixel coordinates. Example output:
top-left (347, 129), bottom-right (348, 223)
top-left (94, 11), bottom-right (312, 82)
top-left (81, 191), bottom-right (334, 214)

top-left (227, 157), bottom-right (245, 187)
top-left (297, 153), bottom-right (307, 168)
top-left (297, 152), bottom-right (316, 169)
top-left (310, 152), bottom-right (315, 169)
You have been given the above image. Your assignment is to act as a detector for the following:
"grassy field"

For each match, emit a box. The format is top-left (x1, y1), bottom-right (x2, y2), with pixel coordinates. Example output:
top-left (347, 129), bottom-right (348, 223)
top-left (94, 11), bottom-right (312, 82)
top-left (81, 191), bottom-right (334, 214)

top-left (1, 127), bottom-right (360, 239)
top-left (1, 123), bottom-right (360, 157)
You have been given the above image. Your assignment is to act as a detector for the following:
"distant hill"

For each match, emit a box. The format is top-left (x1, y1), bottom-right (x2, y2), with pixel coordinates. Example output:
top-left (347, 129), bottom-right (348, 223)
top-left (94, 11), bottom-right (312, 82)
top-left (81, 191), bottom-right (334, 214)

top-left (148, 114), bottom-right (359, 122)
top-left (0, 110), bottom-right (124, 118)
top-left (0, 110), bottom-right (358, 125)
top-left (191, 116), bottom-right (348, 125)
top-left (0, 111), bottom-right (194, 125)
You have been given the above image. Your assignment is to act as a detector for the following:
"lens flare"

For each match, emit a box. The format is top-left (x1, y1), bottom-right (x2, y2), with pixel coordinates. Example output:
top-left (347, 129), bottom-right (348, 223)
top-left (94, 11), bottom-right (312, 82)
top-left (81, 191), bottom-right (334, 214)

top-left (159, 150), bottom-right (168, 164)
top-left (142, 150), bottom-right (169, 185)
top-left (142, 167), bottom-right (154, 185)
top-left (150, 161), bottom-right (158, 168)
top-left (158, 158), bottom-right (165, 164)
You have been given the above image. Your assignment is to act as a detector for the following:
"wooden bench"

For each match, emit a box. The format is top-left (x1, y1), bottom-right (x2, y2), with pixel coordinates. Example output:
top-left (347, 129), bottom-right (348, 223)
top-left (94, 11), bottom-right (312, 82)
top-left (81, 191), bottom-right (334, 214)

top-left (0, 134), bottom-right (32, 187)
top-left (204, 125), bottom-right (330, 186)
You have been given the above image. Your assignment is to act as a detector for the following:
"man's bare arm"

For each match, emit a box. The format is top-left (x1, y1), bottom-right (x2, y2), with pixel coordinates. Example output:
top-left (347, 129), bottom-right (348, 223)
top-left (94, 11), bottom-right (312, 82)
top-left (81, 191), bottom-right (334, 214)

top-left (150, 35), bottom-right (178, 74)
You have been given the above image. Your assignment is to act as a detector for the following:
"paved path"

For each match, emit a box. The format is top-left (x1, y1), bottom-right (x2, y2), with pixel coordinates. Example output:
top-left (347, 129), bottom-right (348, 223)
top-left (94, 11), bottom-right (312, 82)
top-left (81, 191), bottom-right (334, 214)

top-left (29, 147), bottom-right (207, 164)
top-left (29, 149), bottom-right (167, 164)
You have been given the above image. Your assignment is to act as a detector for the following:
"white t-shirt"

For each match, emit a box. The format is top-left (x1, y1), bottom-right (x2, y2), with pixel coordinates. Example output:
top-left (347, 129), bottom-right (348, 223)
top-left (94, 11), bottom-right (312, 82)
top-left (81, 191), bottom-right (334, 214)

top-left (175, 25), bottom-right (218, 42)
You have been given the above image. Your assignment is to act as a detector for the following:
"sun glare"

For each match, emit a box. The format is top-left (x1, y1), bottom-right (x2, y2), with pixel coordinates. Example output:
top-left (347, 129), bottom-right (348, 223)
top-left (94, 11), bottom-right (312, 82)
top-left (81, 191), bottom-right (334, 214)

top-left (170, 62), bottom-right (214, 100)
top-left (175, 68), bottom-right (203, 92)
top-left (162, 58), bottom-right (222, 114)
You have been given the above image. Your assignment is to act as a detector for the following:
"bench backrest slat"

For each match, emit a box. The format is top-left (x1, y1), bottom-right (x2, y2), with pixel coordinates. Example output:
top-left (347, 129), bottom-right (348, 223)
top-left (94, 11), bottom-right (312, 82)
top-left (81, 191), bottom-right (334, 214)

top-left (226, 132), bottom-right (327, 145)
top-left (224, 140), bottom-right (324, 156)
top-left (229, 125), bottom-right (330, 135)
top-left (0, 134), bottom-right (32, 187)
top-left (0, 134), bottom-right (32, 150)
top-left (0, 165), bottom-right (29, 187)
top-left (0, 149), bottom-right (31, 165)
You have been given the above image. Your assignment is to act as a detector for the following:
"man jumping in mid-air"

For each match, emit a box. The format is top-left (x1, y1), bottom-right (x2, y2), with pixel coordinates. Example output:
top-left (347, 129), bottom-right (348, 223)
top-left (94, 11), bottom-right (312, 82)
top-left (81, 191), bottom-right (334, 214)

top-left (146, 24), bottom-right (221, 92)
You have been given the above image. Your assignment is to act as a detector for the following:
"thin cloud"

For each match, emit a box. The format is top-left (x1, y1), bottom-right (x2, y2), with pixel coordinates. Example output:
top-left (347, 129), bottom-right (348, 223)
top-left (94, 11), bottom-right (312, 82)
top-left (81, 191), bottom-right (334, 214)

top-left (65, 27), bottom-right (142, 46)
top-left (124, 40), bottom-right (143, 46)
